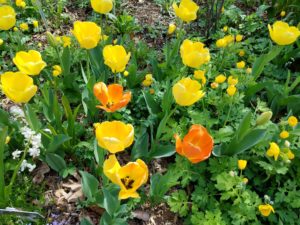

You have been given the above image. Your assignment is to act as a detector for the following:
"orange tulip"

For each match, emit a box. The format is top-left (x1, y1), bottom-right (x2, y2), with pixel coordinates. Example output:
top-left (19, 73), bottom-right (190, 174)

top-left (174, 125), bottom-right (214, 163)
top-left (93, 82), bottom-right (131, 112)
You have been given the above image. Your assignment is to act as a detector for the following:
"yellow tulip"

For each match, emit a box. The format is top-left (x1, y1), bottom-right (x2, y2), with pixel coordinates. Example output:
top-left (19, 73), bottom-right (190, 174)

top-left (236, 61), bottom-right (245, 69)
top-left (168, 23), bottom-right (176, 34)
top-left (91, 0), bottom-right (113, 14)
top-left (226, 85), bottom-right (237, 96)
top-left (172, 0), bottom-right (199, 23)
top-left (94, 121), bottom-right (134, 153)
top-left (72, 21), bottom-right (102, 49)
top-left (103, 45), bottom-right (131, 73)
top-left (13, 50), bottom-right (47, 76)
top-left (0, 71), bottom-right (37, 103)
top-left (238, 160), bottom-right (247, 170)
top-left (266, 142), bottom-right (280, 161)
top-left (235, 34), bottom-right (243, 42)
top-left (180, 39), bottom-right (210, 68)
top-left (288, 116), bottom-right (298, 127)
top-left (258, 204), bottom-right (275, 217)
top-left (268, 21), bottom-right (300, 45)
top-left (103, 155), bottom-right (148, 199)
top-left (103, 154), bottom-right (121, 185)
top-left (172, 77), bottom-right (205, 106)
top-left (215, 74), bottom-right (226, 84)
top-left (0, 5), bottom-right (16, 30)
top-left (20, 23), bottom-right (29, 31)
top-left (52, 65), bottom-right (62, 77)
top-left (193, 70), bottom-right (206, 85)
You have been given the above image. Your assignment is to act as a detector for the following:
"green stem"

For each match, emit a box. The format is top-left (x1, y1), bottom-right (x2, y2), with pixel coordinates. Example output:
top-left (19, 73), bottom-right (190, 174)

top-left (287, 76), bottom-right (300, 94)
top-left (155, 105), bottom-right (178, 140)
top-left (7, 139), bottom-right (31, 196)
top-left (224, 97), bottom-right (233, 126)
top-left (0, 127), bottom-right (8, 207)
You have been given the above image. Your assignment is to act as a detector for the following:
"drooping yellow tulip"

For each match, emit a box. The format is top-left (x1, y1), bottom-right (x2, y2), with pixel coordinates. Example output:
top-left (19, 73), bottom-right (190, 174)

top-left (172, 77), bottom-right (205, 106)
top-left (180, 39), bottom-right (210, 69)
top-left (1, 71), bottom-right (38, 103)
top-left (268, 21), bottom-right (300, 45)
top-left (103, 45), bottom-right (131, 73)
top-left (103, 155), bottom-right (148, 199)
top-left (0, 5), bottom-right (16, 30)
top-left (13, 50), bottom-right (47, 76)
top-left (91, 0), bottom-right (113, 14)
top-left (72, 21), bottom-right (102, 49)
top-left (172, 0), bottom-right (199, 23)
top-left (94, 121), bottom-right (134, 153)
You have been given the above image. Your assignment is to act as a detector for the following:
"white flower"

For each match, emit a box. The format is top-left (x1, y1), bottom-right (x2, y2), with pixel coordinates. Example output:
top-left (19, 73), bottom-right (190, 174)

top-left (28, 147), bottom-right (40, 158)
top-left (12, 150), bottom-right (22, 160)
top-left (27, 163), bottom-right (36, 172)
top-left (20, 160), bottom-right (28, 172)
top-left (31, 133), bottom-right (42, 148)
top-left (20, 127), bottom-right (35, 140)
top-left (9, 106), bottom-right (25, 118)
top-left (284, 140), bottom-right (291, 148)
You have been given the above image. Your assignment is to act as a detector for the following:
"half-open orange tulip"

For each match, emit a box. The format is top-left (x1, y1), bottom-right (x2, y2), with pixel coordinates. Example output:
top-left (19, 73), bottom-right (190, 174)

top-left (93, 82), bottom-right (131, 113)
top-left (174, 125), bottom-right (214, 163)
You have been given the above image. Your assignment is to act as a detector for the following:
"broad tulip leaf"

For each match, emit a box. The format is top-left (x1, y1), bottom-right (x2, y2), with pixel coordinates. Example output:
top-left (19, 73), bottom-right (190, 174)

top-left (80, 217), bottom-right (93, 225)
top-left (252, 45), bottom-right (284, 80)
top-left (131, 128), bottom-right (149, 160)
top-left (142, 91), bottom-right (161, 115)
top-left (47, 134), bottom-right (72, 153)
top-left (149, 143), bottom-right (175, 159)
top-left (236, 111), bottom-right (252, 140)
top-left (45, 153), bottom-right (67, 173)
top-left (79, 171), bottom-right (99, 202)
top-left (103, 188), bottom-right (120, 216)
top-left (24, 104), bottom-right (41, 132)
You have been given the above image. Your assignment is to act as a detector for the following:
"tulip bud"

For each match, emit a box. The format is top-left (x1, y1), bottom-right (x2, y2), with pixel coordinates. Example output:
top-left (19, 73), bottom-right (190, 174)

top-left (168, 23), bottom-right (176, 35)
top-left (256, 111), bottom-right (273, 125)
top-left (5, 136), bottom-right (10, 144)
top-left (46, 32), bottom-right (58, 48)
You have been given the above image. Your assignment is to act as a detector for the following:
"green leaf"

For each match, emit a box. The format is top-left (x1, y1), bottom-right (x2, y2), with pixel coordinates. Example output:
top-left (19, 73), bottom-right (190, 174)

top-left (45, 153), bottom-right (67, 173)
top-left (142, 91), bottom-right (161, 115)
top-left (80, 217), bottom-right (94, 225)
top-left (79, 171), bottom-right (99, 202)
top-left (131, 128), bottom-right (149, 160)
top-left (47, 134), bottom-right (71, 153)
top-left (149, 143), bottom-right (175, 159)
top-left (252, 45), bottom-right (284, 80)
top-left (24, 104), bottom-right (41, 131)
top-left (236, 111), bottom-right (252, 140)
top-left (61, 47), bottom-right (71, 76)
top-left (103, 188), bottom-right (120, 216)
top-left (167, 190), bottom-right (189, 217)
top-left (225, 129), bottom-right (266, 155)
top-left (89, 46), bottom-right (109, 82)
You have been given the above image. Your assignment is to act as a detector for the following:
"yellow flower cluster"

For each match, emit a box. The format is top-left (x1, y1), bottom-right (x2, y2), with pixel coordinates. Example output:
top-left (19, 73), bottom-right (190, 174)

top-left (142, 74), bottom-right (154, 87)
top-left (216, 35), bottom-right (235, 48)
